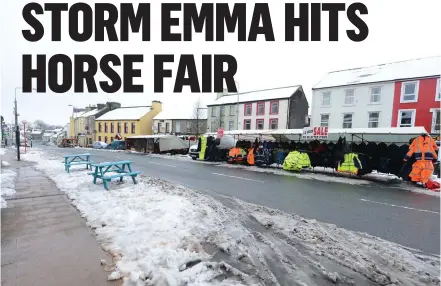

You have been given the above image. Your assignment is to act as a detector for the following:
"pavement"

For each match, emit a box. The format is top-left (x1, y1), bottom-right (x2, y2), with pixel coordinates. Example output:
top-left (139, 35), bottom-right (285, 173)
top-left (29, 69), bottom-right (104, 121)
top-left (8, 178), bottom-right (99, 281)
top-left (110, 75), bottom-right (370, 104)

top-left (1, 149), bottom-right (120, 286)
top-left (39, 145), bottom-right (440, 255)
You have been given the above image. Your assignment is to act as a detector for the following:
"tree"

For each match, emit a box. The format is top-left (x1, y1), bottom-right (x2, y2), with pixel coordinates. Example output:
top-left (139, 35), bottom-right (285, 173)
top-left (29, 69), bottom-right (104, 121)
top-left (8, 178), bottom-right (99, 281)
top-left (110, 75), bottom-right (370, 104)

top-left (33, 120), bottom-right (49, 130)
top-left (190, 98), bottom-right (207, 137)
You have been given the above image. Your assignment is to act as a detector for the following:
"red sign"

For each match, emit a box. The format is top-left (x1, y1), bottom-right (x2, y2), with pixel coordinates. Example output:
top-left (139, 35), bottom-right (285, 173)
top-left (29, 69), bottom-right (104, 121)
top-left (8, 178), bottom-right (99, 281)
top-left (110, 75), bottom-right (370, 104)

top-left (302, 126), bottom-right (328, 140)
top-left (217, 128), bottom-right (224, 139)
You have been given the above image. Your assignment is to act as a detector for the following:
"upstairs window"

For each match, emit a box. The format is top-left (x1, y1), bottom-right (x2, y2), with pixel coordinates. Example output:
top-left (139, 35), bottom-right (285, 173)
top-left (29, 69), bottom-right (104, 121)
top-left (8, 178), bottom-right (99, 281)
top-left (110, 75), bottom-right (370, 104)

top-left (211, 107), bottom-right (216, 117)
top-left (269, 119), bottom-right (278, 129)
top-left (370, 87), bottom-right (381, 103)
top-left (368, 112), bottom-right (380, 128)
top-left (244, 104), bottom-right (252, 116)
top-left (131, 122), bottom-right (136, 134)
top-left (257, 102), bottom-right (265, 115)
top-left (344, 89), bottom-right (355, 105)
top-left (398, 109), bottom-right (415, 127)
top-left (110, 122), bottom-right (114, 133)
top-left (436, 78), bottom-right (440, 101)
top-left (256, 119), bottom-right (264, 130)
top-left (98, 122), bottom-right (102, 132)
top-left (342, 113), bottom-right (352, 129)
top-left (431, 109), bottom-right (440, 133)
top-left (270, 101), bottom-right (279, 115)
top-left (124, 122), bottom-right (128, 133)
top-left (244, 119), bottom-right (251, 130)
top-left (320, 114), bottom-right (329, 127)
top-left (104, 123), bottom-right (108, 133)
top-left (321, 92), bottom-right (331, 106)
top-left (229, 106), bottom-right (235, 116)
top-left (220, 106), bottom-right (225, 116)
top-left (401, 81), bottom-right (419, 102)
top-left (117, 122), bottom-right (121, 133)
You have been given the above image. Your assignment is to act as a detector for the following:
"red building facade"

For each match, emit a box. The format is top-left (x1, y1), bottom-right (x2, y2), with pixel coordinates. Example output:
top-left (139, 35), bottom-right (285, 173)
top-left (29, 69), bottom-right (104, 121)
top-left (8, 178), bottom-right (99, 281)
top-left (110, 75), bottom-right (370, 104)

top-left (391, 77), bottom-right (440, 133)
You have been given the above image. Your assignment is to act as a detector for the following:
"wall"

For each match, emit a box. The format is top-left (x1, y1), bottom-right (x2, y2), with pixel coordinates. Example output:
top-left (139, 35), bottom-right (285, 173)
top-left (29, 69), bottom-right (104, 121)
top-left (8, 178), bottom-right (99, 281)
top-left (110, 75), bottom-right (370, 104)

top-left (207, 105), bottom-right (238, 132)
top-left (140, 101), bottom-right (162, 135)
top-left (95, 120), bottom-right (140, 143)
top-left (237, 99), bottom-right (289, 130)
top-left (391, 77), bottom-right (440, 132)
top-left (310, 82), bottom-right (395, 128)
top-left (288, 89), bottom-right (309, 128)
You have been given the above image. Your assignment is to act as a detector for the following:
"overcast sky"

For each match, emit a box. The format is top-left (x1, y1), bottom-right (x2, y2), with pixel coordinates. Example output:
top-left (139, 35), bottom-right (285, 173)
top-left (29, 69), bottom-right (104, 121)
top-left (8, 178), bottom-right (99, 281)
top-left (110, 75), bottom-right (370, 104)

top-left (1, 0), bottom-right (440, 125)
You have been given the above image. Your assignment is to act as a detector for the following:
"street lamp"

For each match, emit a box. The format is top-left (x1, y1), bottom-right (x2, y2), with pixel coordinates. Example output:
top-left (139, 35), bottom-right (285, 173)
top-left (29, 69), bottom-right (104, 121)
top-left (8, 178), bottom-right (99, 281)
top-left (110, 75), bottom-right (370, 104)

top-left (14, 87), bottom-right (36, 161)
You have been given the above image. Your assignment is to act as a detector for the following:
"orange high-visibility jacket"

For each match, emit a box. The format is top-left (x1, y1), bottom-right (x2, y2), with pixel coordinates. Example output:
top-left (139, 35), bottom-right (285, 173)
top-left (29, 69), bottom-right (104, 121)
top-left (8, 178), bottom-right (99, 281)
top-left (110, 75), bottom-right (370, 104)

top-left (404, 135), bottom-right (438, 161)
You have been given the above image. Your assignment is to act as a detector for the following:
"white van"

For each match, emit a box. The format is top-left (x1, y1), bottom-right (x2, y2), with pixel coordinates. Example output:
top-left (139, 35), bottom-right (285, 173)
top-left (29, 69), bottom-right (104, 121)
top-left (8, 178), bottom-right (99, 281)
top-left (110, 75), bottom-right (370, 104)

top-left (188, 135), bottom-right (237, 160)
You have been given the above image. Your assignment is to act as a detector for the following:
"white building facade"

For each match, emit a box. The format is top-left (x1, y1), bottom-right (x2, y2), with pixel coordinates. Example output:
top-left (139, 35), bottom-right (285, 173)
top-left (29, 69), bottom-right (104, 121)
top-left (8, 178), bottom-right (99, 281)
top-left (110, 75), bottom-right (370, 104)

top-left (311, 82), bottom-right (395, 129)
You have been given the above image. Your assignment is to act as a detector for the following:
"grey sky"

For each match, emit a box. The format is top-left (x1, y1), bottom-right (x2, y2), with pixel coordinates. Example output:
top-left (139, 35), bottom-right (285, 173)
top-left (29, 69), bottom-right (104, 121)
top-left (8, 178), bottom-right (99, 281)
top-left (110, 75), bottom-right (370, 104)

top-left (1, 0), bottom-right (440, 125)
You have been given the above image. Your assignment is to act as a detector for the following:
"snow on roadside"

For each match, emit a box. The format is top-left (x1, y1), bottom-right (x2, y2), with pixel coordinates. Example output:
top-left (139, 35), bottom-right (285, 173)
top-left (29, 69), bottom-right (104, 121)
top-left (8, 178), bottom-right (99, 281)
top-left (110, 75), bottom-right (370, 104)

top-left (238, 199), bottom-right (440, 286)
top-left (22, 150), bottom-right (440, 286)
top-left (0, 148), bottom-right (6, 156)
top-left (1, 168), bottom-right (17, 208)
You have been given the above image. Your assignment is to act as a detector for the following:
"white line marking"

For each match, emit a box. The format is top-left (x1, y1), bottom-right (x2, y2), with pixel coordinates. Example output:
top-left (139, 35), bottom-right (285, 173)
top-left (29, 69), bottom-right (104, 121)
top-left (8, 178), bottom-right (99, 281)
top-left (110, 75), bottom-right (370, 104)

top-left (147, 161), bottom-right (176, 168)
top-left (360, 199), bottom-right (440, 214)
top-left (212, 173), bottom-right (264, 183)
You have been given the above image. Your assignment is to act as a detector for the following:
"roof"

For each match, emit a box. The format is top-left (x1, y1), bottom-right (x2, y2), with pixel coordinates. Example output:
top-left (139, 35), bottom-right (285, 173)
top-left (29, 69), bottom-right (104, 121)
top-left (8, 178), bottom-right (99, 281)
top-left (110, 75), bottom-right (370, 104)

top-left (313, 56), bottom-right (441, 90)
top-left (207, 85), bottom-right (302, 106)
top-left (96, 106), bottom-right (151, 121)
top-left (81, 108), bottom-right (104, 117)
top-left (153, 108), bottom-right (207, 120)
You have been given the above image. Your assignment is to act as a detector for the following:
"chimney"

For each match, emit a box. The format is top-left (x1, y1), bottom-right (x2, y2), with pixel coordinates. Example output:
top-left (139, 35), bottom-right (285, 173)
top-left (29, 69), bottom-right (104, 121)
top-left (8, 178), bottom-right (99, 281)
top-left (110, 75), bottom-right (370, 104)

top-left (97, 103), bottom-right (106, 110)
top-left (151, 100), bottom-right (162, 111)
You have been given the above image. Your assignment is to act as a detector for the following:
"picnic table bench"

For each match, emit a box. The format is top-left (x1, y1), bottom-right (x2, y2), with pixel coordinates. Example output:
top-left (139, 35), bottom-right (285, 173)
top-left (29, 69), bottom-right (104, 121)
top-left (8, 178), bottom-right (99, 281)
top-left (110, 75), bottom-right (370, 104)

top-left (64, 153), bottom-right (92, 173)
top-left (88, 160), bottom-right (140, 190)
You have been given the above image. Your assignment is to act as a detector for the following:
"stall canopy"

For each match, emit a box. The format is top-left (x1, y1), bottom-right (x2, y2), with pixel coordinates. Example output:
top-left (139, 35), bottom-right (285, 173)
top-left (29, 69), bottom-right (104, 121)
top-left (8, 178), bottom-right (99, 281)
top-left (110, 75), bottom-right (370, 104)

top-left (206, 127), bottom-right (429, 144)
top-left (128, 134), bottom-right (188, 152)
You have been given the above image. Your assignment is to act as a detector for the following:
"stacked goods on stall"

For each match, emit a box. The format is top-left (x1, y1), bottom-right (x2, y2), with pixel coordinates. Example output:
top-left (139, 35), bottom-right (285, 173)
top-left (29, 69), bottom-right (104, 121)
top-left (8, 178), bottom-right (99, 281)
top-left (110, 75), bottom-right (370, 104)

top-left (403, 134), bottom-right (439, 184)
top-left (282, 151), bottom-right (312, 171)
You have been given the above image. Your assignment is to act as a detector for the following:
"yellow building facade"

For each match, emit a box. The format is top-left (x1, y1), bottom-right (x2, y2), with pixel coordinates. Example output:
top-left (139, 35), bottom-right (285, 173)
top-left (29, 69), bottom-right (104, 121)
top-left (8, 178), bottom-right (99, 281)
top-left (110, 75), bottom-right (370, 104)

top-left (95, 101), bottom-right (162, 143)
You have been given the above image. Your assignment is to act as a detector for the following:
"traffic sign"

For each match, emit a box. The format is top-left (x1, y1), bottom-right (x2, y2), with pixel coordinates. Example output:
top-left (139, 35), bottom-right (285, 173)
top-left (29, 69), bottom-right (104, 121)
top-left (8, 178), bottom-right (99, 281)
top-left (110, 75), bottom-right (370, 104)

top-left (22, 120), bottom-right (27, 125)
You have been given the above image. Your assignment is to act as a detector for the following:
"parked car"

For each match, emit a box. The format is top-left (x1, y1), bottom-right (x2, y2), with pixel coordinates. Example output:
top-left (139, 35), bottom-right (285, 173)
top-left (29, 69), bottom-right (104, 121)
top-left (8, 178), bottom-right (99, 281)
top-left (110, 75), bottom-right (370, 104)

top-left (92, 141), bottom-right (107, 149)
top-left (106, 140), bottom-right (126, 150)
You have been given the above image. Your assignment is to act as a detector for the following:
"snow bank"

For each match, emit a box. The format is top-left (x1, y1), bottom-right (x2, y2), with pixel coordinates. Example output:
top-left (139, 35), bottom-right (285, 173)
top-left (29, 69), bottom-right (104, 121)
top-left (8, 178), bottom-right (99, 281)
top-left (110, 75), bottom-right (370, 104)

top-left (1, 169), bottom-right (17, 208)
top-left (1, 161), bottom-right (10, 167)
top-left (22, 150), bottom-right (440, 286)
top-left (0, 148), bottom-right (6, 156)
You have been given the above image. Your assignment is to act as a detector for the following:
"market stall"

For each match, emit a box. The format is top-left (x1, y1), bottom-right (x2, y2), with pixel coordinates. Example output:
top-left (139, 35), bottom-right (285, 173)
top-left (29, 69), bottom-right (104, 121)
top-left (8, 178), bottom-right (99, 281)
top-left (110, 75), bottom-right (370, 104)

top-left (126, 134), bottom-right (189, 154)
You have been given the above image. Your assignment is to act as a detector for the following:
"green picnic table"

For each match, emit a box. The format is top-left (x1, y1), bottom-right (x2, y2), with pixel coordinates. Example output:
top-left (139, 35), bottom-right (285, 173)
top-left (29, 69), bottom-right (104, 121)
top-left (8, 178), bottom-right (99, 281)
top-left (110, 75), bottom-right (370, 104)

top-left (64, 153), bottom-right (92, 173)
top-left (89, 160), bottom-right (140, 190)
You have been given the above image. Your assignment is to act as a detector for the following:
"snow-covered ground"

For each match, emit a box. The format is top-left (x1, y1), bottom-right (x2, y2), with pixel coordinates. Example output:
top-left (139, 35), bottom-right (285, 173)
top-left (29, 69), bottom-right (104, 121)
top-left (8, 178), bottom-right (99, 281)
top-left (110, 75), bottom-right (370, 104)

top-left (1, 166), bottom-right (17, 208)
top-left (21, 150), bottom-right (440, 286)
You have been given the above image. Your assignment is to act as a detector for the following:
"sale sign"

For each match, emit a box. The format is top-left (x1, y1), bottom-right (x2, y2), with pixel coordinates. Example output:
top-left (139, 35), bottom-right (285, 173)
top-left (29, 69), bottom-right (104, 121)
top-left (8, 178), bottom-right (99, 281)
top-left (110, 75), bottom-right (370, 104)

top-left (302, 126), bottom-right (329, 140)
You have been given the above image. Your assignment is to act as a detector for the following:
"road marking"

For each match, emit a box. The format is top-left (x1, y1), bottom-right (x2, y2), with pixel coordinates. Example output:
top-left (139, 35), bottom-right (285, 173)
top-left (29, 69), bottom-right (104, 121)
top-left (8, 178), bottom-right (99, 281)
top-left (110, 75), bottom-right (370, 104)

top-left (212, 173), bottom-right (264, 183)
top-left (360, 199), bottom-right (440, 215)
top-left (147, 161), bottom-right (176, 168)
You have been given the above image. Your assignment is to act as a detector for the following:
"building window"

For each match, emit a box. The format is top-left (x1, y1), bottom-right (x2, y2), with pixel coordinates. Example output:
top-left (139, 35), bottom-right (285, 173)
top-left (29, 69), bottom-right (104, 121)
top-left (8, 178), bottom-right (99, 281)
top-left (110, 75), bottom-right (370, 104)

top-left (98, 122), bottom-right (102, 132)
top-left (228, 120), bottom-right (234, 131)
top-left (401, 81), bottom-right (419, 102)
top-left (244, 103), bottom-right (252, 116)
top-left (370, 87), bottom-right (381, 103)
top-left (131, 122), bottom-right (136, 134)
top-left (211, 121), bottom-right (216, 131)
top-left (269, 119), bottom-right (278, 129)
top-left (166, 123), bottom-right (170, 133)
top-left (110, 137), bottom-right (113, 142)
top-left (117, 122), bottom-right (121, 133)
top-left (431, 109), bottom-right (440, 133)
top-left (344, 89), bottom-right (355, 105)
top-left (397, 109), bottom-right (415, 127)
top-left (229, 106), bottom-right (235, 116)
top-left (186, 121), bottom-right (191, 132)
top-left (211, 107), bottom-right (216, 117)
top-left (104, 136), bottom-right (107, 143)
top-left (256, 119), bottom-right (264, 130)
top-left (436, 78), bottom-right (440, 101)
top-left (270, 101), bottom-right (279, 115)
top-left (342, 113), bottom-right (352, 129)
top-left (321, 92), bottom-right (331, 106)
top-left (368, 112), bottom-right (380, 128)
top-left (220, 106), bottom-right (225, 116)
top-left (320, 114), bottom-right (329, 127)
top-left (104, 123), bottom-right (108, 132)
top-left (98, 136), bottom-right (101, 142)
top-left (110, 122), bottom-right (114, 133)
top-left (256, 102), bottom-right (265, 115)
top-left (244, 119), bottom-right (251, 130)
top-left (124, 122), bottom-right (128, 133)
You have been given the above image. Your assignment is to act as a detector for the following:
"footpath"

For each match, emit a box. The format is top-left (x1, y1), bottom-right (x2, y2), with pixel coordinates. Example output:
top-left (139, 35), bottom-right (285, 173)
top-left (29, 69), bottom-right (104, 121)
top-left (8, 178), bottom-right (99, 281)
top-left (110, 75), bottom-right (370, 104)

top-left (1, 149), bottom-right (120, 286)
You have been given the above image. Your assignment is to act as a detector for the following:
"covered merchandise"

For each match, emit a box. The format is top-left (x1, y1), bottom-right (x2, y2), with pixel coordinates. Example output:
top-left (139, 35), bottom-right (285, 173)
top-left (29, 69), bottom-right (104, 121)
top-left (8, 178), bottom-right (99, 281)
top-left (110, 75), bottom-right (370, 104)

top-left (228, 147), bottom-right (247, 163)
top-left (283, 151), bottom-right (312, 171)
top-left (404, 135), bottom-right (439, 184)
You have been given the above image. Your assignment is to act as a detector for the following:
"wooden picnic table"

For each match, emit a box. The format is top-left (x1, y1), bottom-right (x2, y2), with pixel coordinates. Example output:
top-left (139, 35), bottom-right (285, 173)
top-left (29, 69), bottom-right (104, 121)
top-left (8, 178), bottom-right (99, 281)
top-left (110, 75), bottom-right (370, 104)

top-left (89, 160), bottom-right (140, 190)
top-left (64, 153), bottom-right (92, 173)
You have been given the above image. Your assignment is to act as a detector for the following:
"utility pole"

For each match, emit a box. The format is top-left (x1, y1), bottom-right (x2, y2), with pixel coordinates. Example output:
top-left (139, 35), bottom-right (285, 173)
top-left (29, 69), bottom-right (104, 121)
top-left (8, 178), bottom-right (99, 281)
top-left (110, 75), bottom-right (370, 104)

top-left (14, 88), bottom-right (20, 161)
